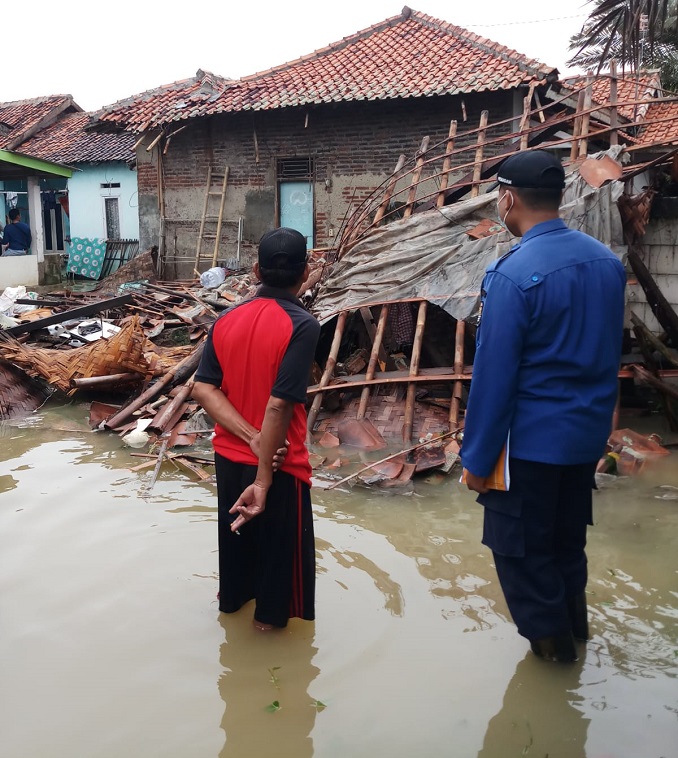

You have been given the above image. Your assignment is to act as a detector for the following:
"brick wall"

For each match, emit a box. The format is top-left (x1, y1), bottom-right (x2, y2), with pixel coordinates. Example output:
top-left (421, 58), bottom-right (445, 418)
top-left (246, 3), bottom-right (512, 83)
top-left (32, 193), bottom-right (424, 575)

top-left (137, 91), bottom-right (519, 273)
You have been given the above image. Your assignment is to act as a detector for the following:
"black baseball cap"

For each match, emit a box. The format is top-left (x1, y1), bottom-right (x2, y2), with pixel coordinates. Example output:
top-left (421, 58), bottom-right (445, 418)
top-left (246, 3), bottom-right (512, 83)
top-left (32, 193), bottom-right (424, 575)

top-left (258, 227), bottom-right (308, 269)
top-left (496, 150), bottom-right (565, 190)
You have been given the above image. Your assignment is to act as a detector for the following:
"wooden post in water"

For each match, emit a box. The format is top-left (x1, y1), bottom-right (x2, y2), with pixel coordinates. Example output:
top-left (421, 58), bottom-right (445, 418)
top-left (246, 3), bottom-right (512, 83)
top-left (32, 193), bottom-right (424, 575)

top-left (403, 301), bottom-right (428, 442)
top-left (449, 319), bottom-right (466, 426)
top-left (357, 304), bottom-right (390, 420)
top-left (306, 311), bottom-right (348, 435)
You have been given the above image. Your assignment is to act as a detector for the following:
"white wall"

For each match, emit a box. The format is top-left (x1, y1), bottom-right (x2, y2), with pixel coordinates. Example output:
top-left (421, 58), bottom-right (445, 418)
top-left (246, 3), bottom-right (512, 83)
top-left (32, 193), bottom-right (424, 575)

top-left (67, 162), bottom-right (139, 241)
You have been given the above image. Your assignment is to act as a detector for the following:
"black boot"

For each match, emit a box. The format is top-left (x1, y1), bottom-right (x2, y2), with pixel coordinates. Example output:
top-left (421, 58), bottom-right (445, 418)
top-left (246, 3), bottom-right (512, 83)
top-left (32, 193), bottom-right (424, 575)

top-left (530, 631), bottom-right (578, 662)
top-left (567, 592), bottom-right (589, 641)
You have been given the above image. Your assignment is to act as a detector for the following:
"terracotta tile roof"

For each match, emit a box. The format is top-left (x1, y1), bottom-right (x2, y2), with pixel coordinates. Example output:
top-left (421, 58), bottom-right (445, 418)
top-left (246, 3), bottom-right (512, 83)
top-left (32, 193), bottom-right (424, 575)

top-left (637, 99), bottom-right (678, 145)
top-left (559, 71), bottom-right (661, 120)
top-left (95, 8), bottom-right (556, 131)
top-left (0, 95), bottom-right (79, 149)
top-left (17, 112), bottom-right (135, 164)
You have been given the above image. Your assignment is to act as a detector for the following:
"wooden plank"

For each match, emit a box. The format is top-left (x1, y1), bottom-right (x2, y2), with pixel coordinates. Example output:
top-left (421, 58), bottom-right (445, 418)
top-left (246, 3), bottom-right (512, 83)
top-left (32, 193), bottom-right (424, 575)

top-left (359, 307), bottom-right (390, 367)
top-left (609, 60), bottom-right (619, 147)
top-left (357, 304), bottom-right (390, 420)
top-left (403, 301), bottom-right (428, 442)
top-left (306, 311), bottom-right (349, 433)
top-left (403, 136), bottom-right (430, 218)
top-left (195, 166), bottom-right (212, 270)
top-left (373, 155), bottom-right (407, 226)
top-left (3, 294), bottom-right (134, 336)
top-left (449, 319), bottom-right (466, 425)
top-left (212, 167), bottom-right (230, 266)
top-left (578, 72), bottom-right (594, 158)
top-left (436, 120), bottom-right (457, 209)
top-left (471, 111), bottom-right (489, 198)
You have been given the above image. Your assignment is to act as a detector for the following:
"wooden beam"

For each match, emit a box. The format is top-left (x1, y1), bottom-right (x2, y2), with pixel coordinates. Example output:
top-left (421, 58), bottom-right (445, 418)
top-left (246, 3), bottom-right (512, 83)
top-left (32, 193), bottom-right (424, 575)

top-left (3, 294), bottom-right (134, 336)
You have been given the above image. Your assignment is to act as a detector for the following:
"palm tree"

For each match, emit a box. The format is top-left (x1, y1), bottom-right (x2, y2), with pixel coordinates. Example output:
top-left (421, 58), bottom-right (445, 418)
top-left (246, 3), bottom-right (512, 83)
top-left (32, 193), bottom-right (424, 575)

top-left (568, 0), bottom-right (678, 89)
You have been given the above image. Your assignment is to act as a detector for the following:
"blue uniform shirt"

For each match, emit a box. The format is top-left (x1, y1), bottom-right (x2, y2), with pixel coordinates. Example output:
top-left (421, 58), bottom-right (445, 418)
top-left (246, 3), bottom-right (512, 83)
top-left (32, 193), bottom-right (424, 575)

top-left (3, 221), bottom-right (32, 251)
top-left (462, 218), bottom-right (626, 477)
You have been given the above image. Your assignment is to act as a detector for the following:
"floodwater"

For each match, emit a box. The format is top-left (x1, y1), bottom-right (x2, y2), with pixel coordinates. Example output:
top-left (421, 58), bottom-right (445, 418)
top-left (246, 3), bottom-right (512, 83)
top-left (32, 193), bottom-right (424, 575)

top-left (1, 402), bottom-right (677, 758)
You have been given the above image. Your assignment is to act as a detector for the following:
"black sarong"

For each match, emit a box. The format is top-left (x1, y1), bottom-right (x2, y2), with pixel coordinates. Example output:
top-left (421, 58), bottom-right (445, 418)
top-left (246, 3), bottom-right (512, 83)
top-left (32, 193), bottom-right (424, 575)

top-left (215, 453), bottom-right (315, 627)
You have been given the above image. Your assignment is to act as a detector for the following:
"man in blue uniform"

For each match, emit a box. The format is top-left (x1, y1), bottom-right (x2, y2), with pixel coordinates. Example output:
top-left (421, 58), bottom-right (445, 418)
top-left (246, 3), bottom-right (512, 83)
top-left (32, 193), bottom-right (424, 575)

top-left (462, 150), bottom-right (626, 662)
top-left (2, 209), bottom-right (32, 255)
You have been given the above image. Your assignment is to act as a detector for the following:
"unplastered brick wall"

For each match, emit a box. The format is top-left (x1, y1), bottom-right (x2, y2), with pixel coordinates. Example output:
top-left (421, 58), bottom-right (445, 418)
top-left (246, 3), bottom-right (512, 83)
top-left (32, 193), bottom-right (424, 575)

top-left (136, 90), bottom-right (519, 269)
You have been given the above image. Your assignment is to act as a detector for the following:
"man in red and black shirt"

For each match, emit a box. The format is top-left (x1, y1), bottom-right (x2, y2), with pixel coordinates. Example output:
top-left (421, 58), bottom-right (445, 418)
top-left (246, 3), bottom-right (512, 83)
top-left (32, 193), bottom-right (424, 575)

top-left (193, 228), bottom-right (320, 630)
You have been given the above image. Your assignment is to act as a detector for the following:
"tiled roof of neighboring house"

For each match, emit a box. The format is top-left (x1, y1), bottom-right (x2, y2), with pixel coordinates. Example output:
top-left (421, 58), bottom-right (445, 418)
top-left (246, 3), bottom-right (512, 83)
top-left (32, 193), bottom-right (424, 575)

top-left (18, 112), bottom-right (135, 164)
top-left (95, 7), bottom-right (556, 131)
top-left (638, 99), bottom-right (678, 145)
top-left (559, 71), bottom-right (662, 121)
top-left (0, 95), bottom-right (80, 149)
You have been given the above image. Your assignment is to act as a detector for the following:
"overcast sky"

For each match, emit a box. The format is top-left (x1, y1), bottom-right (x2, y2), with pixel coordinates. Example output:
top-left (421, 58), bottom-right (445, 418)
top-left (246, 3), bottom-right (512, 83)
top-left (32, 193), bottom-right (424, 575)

top-left (7, 0), bottom-right (592, 112)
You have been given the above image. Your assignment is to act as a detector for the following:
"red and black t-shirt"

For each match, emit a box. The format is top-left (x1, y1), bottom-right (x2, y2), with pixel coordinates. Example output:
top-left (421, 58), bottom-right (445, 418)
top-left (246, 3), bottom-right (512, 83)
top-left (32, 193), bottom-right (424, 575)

top-left (195, 286), bottom-right (320, 485)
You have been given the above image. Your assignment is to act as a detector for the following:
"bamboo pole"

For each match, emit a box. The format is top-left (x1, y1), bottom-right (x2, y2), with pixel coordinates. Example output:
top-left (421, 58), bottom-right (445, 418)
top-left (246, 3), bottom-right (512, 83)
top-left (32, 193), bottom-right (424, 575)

top-left (403, 301), bottom-right (428, 442)
top-left (70, 373), bottom-right (144, 390)
top-left (449, 319), bottom-right (466, 425)
top-left (471, 111), bottom-right (489, 198)
top-left (373, 155), bottom-right (407, 225)
top-left (357, 304), bottom-right (390, 420)
top-left (327, 429), bottom-right (459, 490)
top-left (306, 311), bottom-right (349, 434)
top-left (148, 379), bottom-right (195, 434)
top-left (436, 120), bottom-right (457, 208)
top-left (104, 342), bottom-right (205, 430)
top-left (403, 137), bottom-right (430, 218)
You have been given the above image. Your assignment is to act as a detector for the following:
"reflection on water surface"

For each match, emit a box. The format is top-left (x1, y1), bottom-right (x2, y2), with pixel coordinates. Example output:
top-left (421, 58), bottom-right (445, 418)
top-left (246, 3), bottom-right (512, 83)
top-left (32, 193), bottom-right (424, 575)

top-left (0, 404), bottom-right (676, 758)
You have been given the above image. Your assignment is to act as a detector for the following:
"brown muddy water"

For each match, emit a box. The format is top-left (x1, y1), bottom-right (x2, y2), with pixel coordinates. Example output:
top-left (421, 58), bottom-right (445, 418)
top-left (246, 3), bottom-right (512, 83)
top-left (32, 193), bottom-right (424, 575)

top-left (0, 401), bottom-right (676, 758)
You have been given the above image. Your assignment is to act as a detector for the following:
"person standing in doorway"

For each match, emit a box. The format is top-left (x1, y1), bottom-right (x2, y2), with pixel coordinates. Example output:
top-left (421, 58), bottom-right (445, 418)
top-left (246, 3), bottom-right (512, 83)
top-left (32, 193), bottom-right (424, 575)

top-left (2, 208), bottom-right (31, 256)
top-left (192, 227), bottom-right (320, 631)
top-left (462, 150), bottom-right (626, 662)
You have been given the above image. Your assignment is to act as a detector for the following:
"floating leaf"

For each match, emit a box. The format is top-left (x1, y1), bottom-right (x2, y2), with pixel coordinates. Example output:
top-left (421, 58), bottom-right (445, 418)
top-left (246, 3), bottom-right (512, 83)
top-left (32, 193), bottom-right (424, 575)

top-left (265, 700), bottom-right (281, 713)
top-left (311, 700), bottom-right (328, 711)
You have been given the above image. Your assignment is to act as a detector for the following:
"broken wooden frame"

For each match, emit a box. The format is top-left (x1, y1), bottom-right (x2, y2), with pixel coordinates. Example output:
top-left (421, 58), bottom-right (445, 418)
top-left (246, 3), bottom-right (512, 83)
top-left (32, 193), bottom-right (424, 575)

top-left (307, 298), bottom-right (472, 443)
top-left (335, 76), bottom-right (678, 256)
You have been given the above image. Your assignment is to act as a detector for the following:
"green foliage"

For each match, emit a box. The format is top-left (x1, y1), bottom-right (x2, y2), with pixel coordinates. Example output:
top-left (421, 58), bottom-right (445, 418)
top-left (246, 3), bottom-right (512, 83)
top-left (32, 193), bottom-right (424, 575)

top-left (568, 0), bottom-right (678, 90)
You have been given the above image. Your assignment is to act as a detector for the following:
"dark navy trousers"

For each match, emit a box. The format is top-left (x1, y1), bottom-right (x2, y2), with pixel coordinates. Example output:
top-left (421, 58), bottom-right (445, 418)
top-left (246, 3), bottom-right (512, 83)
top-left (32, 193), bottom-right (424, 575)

top-left (478, 457), bottom-right (597, 641)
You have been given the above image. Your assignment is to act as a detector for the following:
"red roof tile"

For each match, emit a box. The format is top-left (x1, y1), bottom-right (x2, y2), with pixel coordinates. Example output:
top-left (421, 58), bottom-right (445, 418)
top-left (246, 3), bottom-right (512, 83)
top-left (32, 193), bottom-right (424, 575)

top-left (95, 8), bottom-right (556, 131)
top-left (0, 95), bottom-right (79, 149)
top-left (18, 112), bottom-right (136, 164)
top-left (637, 99), bottom-right (678, 145)
top-left (559, 71), bottom-right (662, 120)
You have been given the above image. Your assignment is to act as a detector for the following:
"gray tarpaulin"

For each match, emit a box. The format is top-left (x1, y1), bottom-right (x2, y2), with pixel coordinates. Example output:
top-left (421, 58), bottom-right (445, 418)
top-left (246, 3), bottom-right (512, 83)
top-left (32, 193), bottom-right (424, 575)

top-left (313, 149), bottom-right (627, 324)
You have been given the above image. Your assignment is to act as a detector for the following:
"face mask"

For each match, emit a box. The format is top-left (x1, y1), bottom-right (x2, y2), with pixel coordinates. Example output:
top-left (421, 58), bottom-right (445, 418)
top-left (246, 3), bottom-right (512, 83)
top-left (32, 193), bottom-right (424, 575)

top-left (496, 191), bottom-right (514, 230)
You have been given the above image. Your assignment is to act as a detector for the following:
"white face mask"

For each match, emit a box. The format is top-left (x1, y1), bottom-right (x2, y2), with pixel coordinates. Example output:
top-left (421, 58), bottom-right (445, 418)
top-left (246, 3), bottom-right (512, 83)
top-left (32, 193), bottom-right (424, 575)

top-left (497, 191), bottom-right (514, 230)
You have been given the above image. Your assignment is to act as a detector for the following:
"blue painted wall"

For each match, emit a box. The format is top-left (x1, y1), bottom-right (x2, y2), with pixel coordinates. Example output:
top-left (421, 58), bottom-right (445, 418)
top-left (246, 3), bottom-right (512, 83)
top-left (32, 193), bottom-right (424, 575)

top-left (67, 162), bottom-right (139, 241)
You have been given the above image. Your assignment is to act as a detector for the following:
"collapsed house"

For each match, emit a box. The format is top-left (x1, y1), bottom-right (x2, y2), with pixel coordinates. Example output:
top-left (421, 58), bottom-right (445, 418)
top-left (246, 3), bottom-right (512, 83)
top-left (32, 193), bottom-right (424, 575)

top-left (0, 10), bottom-right (677, 487)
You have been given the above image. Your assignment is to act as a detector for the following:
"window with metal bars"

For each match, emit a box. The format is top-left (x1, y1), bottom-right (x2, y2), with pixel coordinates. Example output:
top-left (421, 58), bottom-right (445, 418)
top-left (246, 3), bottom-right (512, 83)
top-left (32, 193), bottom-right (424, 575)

top-left (277, 158), bottom-right (314, 181)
